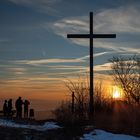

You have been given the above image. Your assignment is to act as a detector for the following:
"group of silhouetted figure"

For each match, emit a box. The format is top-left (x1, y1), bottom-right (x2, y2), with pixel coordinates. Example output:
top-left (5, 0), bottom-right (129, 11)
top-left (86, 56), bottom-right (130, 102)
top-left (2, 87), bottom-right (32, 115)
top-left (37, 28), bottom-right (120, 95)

top-left (3, 97), bottom-right (34, 119)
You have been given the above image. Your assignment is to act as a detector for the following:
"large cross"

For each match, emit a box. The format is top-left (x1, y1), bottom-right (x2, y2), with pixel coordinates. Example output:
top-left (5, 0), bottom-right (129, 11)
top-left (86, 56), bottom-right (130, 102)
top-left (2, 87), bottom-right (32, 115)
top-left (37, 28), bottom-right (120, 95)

top-left (67, 12), bottom-right (116, 120)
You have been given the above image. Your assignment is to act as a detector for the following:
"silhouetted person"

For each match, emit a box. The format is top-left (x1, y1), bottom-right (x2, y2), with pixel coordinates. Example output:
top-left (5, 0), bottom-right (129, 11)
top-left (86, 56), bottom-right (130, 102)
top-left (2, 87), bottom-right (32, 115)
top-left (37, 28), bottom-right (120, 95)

top-left (24, 100), bottom-right (30, 118)
top-left (8, 99), bottom-right (12, 117)
top-left (3, 100), bottom-right (8, 117)
top-left (15, 97), bottom-right (23, 118)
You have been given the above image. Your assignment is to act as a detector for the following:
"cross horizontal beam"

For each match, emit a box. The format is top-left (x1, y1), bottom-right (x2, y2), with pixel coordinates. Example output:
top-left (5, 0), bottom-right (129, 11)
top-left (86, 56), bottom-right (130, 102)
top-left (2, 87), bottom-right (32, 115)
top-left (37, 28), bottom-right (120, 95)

top-left (67, 34), bottom-right (116, 38)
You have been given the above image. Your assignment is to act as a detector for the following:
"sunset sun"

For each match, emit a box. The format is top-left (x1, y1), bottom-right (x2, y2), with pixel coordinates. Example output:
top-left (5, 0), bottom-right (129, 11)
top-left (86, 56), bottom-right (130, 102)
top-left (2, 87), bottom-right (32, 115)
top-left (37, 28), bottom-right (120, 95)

top-left (113, 90), bottom-right (120, 98)
top-left (112, 86), bottom-right (122, 99)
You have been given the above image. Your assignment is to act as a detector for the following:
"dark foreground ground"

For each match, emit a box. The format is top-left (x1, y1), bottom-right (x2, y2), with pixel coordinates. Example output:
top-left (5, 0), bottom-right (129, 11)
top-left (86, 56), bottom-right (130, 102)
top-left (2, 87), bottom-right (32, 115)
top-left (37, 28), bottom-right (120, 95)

top-left (0, 100), bottom-right (140, 140)
top-left (0, 118), bottom-right (88, 140)
top-left (0, 117), bottom-right (140, 140)
top-left (0, 125), bottom-right (85, 140)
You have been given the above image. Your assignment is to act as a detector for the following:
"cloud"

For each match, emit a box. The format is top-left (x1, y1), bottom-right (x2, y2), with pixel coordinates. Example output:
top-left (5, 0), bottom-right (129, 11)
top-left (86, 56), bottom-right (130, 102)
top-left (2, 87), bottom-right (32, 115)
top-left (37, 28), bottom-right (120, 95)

top-left (7, 67), bottom-right (26, 72)
top-left (94, 62), bottom-right (112, 72)
top-left (50, 5), bottom-right (140, 36)
top-left (47, 65), bottom-right (89, 76)
top-left (13, 58), bottom-right (85, 66)
top-left (48, 65), bottom-right (87, 70)
top-left (94, 52), bottom-right (110, 57)
top-left (7, 67), bottom-right (26, 75)
top-left (48, 16), bottom-right (88, 39)
top-left (8, 0), bottom-right (62, 7)
top-left (12, 51), bottom-right (111, 67)
top-left (48, 5), bottom-right (140, 54)
top-left (8, 0), bottom-right (62, 15)
top-left (28, 77), bottom-right (62, 82)
top-left (95, 42), bottom-right (140, 54)
top-left (78, 51), bottom-right (112, 61)
top-left (52, 62), bottom-right (113, 80)
top-left (94, 6), bottom-right (140, 33)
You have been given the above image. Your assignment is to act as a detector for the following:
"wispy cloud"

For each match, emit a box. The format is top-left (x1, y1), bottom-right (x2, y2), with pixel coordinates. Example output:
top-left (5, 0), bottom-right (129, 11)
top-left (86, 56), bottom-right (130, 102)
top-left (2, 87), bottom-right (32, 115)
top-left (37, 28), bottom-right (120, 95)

top-left (8, 0), bottom-right (62, 15)
top-left (94, 6), bottom-right (140, 33)
top-left (95, 42), bottom-right (140, 54)
top-left (75, 52), bottom-right (112, 61)
top-left (94, 52), bottom-right (110, 57)
top-left (12, 51), bottom-right (111, 67)
top-left (94, 62), bottom-right (112, 72)
top-left (50, 5), bottom-right (140, 35)
top-left (7, 67), bottom-right (27, 75)
top-left (48, 16), bottom-right (88, 39)
top-left (48, 5), bottom-right (140, 54)
top-left (13, 58), bottom-right (85, 66)
top-left (48, 65), bottom-right (87, 70)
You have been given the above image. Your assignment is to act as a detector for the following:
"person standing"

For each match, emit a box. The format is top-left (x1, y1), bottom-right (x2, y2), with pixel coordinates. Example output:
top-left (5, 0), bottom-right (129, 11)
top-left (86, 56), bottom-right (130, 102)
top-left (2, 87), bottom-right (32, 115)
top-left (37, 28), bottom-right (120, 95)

top-left (3, 100), bottom-right (8, 117)
top-left (8, 99), bottom-right (12, 117)
top-left (15, 97), bottom-right (23, 118)
top-left (24, 100), bottom-right (30, 118)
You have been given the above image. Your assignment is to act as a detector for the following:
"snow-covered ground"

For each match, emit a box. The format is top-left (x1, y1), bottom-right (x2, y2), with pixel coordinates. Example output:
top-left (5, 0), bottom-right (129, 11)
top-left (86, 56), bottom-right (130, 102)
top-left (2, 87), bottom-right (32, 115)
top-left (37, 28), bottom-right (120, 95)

top-left (0, 119), bottom-right (140, 140)
top-left (0, 119), bottom-right (61, 131)
top-left (80, 129), bottom-right (140, 140)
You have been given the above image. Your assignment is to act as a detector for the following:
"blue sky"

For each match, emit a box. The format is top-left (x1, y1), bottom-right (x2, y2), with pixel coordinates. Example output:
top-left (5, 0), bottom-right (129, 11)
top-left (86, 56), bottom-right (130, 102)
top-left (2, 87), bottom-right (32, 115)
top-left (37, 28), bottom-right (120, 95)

top-left (0, 0), bottom-right (140, 102)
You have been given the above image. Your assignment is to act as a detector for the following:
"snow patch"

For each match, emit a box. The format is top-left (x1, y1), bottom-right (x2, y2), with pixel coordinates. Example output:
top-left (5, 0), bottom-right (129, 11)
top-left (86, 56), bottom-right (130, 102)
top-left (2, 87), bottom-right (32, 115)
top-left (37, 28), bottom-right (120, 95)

top-left (0, 119), bottom-right (61, 131)
top-left (80, 129), bottom-right (140, 140)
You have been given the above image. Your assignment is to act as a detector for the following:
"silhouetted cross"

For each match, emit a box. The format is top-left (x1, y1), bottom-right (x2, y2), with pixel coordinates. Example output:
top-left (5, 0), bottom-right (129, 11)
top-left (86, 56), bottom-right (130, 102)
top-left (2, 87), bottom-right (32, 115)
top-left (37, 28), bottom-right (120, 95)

top-left (67, 12), bottom-right (116, 119)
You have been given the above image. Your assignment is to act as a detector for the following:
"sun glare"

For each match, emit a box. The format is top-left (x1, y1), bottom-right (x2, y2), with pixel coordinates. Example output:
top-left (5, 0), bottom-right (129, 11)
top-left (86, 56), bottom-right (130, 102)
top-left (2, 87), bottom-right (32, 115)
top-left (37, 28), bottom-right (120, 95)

top-left (112, 86), bottom-right (121, 99)
top-left (113, 90), bottom-right (120, 98)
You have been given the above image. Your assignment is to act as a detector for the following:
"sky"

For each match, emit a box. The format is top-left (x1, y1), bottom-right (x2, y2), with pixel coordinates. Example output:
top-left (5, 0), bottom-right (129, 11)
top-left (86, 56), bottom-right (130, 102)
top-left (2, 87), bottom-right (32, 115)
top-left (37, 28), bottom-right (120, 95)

top-left (0, 0), bottom-right (140, 110)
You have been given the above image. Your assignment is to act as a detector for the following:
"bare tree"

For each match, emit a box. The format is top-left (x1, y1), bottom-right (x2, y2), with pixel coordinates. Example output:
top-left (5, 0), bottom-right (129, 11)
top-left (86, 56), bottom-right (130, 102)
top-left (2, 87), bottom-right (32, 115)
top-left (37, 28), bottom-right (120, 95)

top-left (64, 75), bottom-right (89, 118)
top-left (54, 75), bottom-right (113, 123)
top-left (64, 76), bottom-right (108, 115)
top-left (94, 81), bottom-right (104, 103)
top-left (109, 55), bottom-right (140, 104)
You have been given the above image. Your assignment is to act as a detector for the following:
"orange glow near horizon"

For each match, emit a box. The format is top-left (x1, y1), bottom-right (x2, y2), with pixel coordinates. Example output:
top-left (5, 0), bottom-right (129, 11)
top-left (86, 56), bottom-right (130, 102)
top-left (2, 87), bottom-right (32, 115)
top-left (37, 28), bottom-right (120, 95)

top-left (0, 76), bottom-right (125, 112)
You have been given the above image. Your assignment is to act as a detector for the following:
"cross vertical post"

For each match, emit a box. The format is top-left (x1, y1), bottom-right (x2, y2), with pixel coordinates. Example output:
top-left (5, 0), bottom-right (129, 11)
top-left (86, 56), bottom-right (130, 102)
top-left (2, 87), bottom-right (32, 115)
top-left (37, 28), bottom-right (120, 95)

top-left (89, 12), bottom-right (94, 118)
top-left (67, 12), bottom-right (116, 123)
